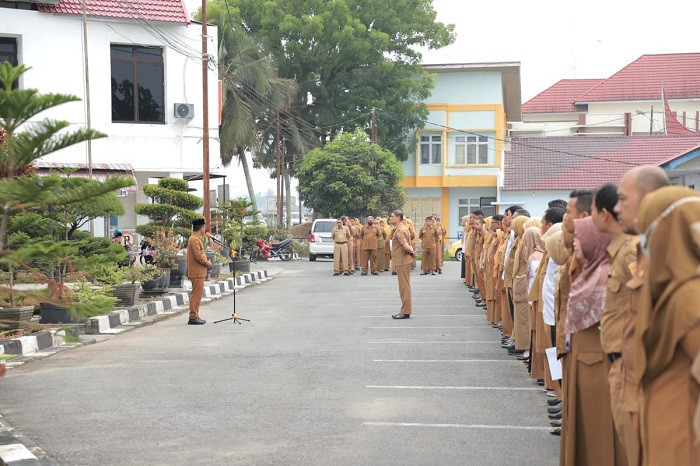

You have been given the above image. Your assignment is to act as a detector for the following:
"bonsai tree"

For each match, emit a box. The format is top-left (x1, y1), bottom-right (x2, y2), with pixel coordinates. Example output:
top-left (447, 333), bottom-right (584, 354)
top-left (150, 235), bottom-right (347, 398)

top-left (0, 62), bottom-right (133, 316)
top-left (135, 177), bottom-right (203, 238)
top-left (222, 197), bottom-right (260, 257)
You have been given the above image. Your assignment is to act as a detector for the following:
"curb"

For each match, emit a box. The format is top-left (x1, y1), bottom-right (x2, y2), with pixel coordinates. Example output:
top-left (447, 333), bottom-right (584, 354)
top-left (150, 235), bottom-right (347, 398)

top-left (0, 271), bottom-right (271, 358)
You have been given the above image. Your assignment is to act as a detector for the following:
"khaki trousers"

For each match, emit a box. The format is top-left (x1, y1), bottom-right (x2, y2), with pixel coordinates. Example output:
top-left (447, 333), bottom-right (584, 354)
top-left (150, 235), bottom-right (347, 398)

top-left (465, 257), bottom-right (473, 285)
top-left (384, 247), bottom-right (390, 271)
top-left (348, 241), bottom-right (355, 269)
top-left (333, 243), bottom-right (348, 273)
top-left (609, 359), bottom-right (640, 466)
top-left (421, 247), bottom-right (435, 272)
top-left (501, 286), bottom-right (514, 338)
top-left (377, 247), bottom-right (385, 270)
top-left (395, 263), bottom-right (412, 315)
top-left (362, 249), bottom-right (378, 274)
top-left (189, 277), bottom-right (205, 319)
top-left (513, 300), bottom-right (530, 350)
top-left (355, 242), bottom-right (362, 268)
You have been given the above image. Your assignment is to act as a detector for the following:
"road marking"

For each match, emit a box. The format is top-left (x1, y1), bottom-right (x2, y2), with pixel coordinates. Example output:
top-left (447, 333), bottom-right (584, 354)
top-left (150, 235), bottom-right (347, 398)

top-left (366, 385), bottom-right (537, 391)
top-left (368, 341), bottom-right (495, 344)
top-left (359, 314), bottom-right (484, 317)
top-left (368, 326), bottom-right (485, 329)
top-left (372, 359), bottom-right (517, 363)
top-left (362, 422), bottom-right (550, 431)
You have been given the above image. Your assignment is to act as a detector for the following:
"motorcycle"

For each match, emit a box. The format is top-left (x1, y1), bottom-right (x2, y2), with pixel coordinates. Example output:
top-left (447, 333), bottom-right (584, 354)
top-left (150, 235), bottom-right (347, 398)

top-left (250, 238), bottom-right (294, 262)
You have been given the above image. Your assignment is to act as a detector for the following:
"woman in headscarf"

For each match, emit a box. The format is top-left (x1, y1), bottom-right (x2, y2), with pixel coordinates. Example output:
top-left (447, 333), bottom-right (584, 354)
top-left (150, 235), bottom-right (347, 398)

top-left (491, 224), bottom-right (506, 331)
top-left (634, 186), bottom-right (700, 465)
top-left (510, 215), bottom-right (531, 354)
top-left (495, 225), bottom-right (514, 340)
top-left (562, 216), bottom-right (624, 466)
top-left (481, 217), bottom-right (496, 323)
top-left (523, 224), bottom-right (546, 377)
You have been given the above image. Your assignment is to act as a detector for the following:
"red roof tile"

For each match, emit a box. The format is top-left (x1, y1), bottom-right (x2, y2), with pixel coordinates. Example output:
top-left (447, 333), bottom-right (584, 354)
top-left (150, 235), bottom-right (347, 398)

top-left (39, 0), bottom-right (190, 24)
top-left (503, 135), bottom-right (700, 190)
top-left (522, 79), bottom-right (603, 114)
top-left (575, 53), bottom-right (700, 103)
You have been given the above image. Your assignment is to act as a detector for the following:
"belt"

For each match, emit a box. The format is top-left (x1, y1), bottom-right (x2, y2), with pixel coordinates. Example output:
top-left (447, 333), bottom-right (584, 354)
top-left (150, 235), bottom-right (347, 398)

top-left (607, 352), bottom-right (622, 363)
top-left (335, 241), bottom-right (347, 244)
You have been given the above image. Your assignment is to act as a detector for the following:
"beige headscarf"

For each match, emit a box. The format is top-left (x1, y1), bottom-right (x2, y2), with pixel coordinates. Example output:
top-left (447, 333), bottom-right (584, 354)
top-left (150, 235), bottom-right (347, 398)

top-left (523, 226), bottom-right (545, 264)
top-left (511, 216), bottom-right (530, 277)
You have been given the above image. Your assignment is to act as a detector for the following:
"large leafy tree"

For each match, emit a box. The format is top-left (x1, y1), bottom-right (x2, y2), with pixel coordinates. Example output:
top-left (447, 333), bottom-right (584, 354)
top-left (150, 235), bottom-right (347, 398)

top-left (296, 129), bottom-right (405, 217)
top-left (214, 0), bottom-right (455, 161)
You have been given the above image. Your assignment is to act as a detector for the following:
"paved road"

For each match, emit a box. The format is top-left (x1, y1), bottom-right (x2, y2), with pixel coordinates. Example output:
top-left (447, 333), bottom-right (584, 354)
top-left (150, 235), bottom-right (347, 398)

top-left (0, 259), bottom-right (559, 465)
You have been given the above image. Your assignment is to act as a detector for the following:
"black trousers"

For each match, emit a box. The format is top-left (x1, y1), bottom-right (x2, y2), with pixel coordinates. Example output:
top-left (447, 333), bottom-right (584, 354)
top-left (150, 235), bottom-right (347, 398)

top-left (460, 257), bottom-right (466, 278)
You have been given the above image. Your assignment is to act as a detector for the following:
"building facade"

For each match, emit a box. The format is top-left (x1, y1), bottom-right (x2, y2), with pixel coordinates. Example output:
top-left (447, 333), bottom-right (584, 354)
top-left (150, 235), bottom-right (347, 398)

top-left (402, 63), bottom-right (521, 238)
top-left (0, 0), bottom-right (220, 234)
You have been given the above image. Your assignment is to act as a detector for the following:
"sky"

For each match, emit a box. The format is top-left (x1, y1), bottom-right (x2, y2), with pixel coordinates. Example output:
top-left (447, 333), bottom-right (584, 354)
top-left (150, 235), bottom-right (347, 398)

top-left (186, 0), bottom-right (700, 205)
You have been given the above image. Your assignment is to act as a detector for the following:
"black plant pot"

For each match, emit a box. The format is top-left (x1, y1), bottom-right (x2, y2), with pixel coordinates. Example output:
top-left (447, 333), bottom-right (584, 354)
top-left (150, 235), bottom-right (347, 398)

top-left (209, 263), bottom-right (221, 279)
top-left (113, 283), bottom-right (140, 307)
top-left (141, 268), bottom-right (171, 294)
top-left (169, 258), bottom-right (188, 288)
top-left (40, 302), bottom-right (79, 324)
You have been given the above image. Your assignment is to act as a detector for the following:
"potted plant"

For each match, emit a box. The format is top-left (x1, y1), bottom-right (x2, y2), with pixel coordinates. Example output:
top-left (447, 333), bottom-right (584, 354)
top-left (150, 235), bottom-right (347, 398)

top-left (91, 264), bottom-right (155, 307)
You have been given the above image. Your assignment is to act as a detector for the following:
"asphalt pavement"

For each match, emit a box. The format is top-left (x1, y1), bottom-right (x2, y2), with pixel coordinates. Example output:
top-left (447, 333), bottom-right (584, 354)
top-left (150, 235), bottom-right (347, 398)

top-left (0, 259), bottom-right (559, 465)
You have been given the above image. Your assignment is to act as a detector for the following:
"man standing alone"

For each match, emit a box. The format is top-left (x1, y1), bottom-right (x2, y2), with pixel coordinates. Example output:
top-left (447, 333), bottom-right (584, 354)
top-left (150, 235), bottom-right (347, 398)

top-left (390, 210), bottom-right (416, 319)
top-left (187, 218), bottom-right (211, 325)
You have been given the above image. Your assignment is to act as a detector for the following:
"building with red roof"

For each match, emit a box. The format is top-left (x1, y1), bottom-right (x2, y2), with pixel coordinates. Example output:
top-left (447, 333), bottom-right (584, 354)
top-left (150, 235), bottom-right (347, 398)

top-left (0, 0), bottom-right (219, 236)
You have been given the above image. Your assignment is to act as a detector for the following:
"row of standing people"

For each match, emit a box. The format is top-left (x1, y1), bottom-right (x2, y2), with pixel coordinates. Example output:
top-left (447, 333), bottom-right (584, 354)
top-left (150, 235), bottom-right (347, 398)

top-left (462, 165), bottom-right (699, 465)
top-left (330, 215), bottom-right (448, 276)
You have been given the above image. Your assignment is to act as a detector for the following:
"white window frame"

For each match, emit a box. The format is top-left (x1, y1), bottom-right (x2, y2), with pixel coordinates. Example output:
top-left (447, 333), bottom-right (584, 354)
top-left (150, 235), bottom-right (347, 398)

top-left (459, 135), bottom-right (489, 165)
top-left (419, 134), bottom-right (442, 165)
top-left (457, 197), bottom-right (481, 226)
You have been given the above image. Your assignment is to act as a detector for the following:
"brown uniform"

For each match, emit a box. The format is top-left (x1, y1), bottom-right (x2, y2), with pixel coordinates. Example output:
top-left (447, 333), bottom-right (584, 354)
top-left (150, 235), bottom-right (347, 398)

top-left (376, 226), bottom-right (386, 271)
top-left (360, 224), bottom-right (383, 274)
top-left (474, 228), bottom-right (486, 297)
top-left (465, 228), bottom-right (477, 286)
top-left (353, 224), bottom-right (362, 269)
top-left (331, 225), bottom-right (351, 273)
top-left (347, 224), bottom-right (356, 270)
top-left (391, 223), bottom-right (413, 315)
top-left (419, 225), bottom-right (439, 272)
top-left (512, 239), bottom-right (531, 351)
top-left (187, 234), bottom-right (209, 320)
top-left (602, 234), bottom-right (638, 465)
top-left (383, 225), bottom-right (391, 271)
top-left (436, 223), bottom-right (446, 270)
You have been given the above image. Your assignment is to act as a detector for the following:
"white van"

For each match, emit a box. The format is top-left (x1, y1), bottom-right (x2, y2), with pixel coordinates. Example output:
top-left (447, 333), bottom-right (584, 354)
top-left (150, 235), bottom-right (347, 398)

top-left (309, 218), bottom-right (337, 261)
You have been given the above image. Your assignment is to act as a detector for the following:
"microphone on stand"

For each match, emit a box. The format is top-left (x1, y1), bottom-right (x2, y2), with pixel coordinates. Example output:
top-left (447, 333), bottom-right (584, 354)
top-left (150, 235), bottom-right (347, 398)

top-left (205, 232), bottom-right (225, 247)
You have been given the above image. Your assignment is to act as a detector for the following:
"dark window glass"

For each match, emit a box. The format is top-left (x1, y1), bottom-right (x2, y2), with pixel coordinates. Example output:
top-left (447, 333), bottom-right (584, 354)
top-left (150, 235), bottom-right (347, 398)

top-left (110, 45), bottom-right (164, 123)
top-left (313, 221), bottom-right (336, 233)
top-left (0, 37), bottom-right (18, 88)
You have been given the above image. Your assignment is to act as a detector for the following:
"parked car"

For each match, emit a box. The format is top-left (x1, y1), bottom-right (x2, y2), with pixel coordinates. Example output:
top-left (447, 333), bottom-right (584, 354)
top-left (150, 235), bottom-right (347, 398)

top-left (309, 218), bottom-right (337, 261)
top-left (243, 213), bottom-right (267, 227)
top-left (447, 239), bottom-right (463, 262)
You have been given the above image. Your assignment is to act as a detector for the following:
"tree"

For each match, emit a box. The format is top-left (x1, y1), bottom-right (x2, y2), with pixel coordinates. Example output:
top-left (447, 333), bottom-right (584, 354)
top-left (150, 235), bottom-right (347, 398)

top-left (134, 177), bottom-right (203, 238)
top-left (296, 129), bottom-right (405, 217)
top-left (212, 0), bottom-right (454, 161)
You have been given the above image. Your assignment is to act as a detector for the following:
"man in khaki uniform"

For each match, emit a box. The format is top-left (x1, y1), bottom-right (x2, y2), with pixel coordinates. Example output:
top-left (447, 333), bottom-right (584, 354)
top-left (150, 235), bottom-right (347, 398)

top-left (613, 166), bottom-right (670, 465)
top-left (353, 217), bottom-right (362, 271)
top-left (592, 183), bottom-right (636, 464)
top-left (187, 218), bottom-right (211, 325)
top-left (331, 218), bottom-right (351, 276)
top-left (419, 216), bottom-right (439, 275)
top-left (343, 217), bottom-right (355, 273)
top-left (434, 216), bottom-right (446, 273)
top-left (376, 217), bottom-right (386, 272)
top-left (360, 216), bottom-right (383, 275)
top-left (390, 210), bottom-right (416, 319)
top-left (380, 218), bottom-right (391, 271)
top-left (464, 215), bottom-right (476, 287)
top-left (404, 218), bottom-right (418, 270)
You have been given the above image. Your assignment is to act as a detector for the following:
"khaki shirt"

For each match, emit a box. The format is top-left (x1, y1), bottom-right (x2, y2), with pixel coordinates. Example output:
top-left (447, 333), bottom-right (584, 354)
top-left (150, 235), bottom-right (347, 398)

top-left (331, 225), bottom-right (351, 243)
top-left (360, 224), bottom-right (382, 250)
top-left (419, 225), bottom-right (439, 249)
top-left (504, 240), bottom-right (516, 288)
top-left (601, 234), bottom-right (638, 354)
top-left (391, 224), bottom-right (413, 265)
top-left (465, 229), bottom-right (476, 259)
top-left (187, 234), bottom-right (209, 279)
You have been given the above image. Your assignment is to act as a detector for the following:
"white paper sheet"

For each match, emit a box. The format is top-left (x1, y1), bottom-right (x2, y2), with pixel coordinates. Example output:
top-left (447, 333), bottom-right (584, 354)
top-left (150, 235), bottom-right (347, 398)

top-left (545, 347), bottom-right (562, 381)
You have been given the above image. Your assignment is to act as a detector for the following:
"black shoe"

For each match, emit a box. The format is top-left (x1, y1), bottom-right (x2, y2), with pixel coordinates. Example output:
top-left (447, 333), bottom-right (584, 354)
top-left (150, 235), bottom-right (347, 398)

top-left (537, 379), bottom-right (545, 386)
top-left (344, 272), bottom-right (351, 276)
top-left (188, 317), bottom-right (205, 325)
top-left (476, 303), bottom-right (487, 308)
top-left (392, 313), bottom-right (410, 319)
top-left (361, 273), bottom-right (367, 276)
top-left (372, 272), bottom-right (379, 275)
top-left (548, 411), bottom-right (562, 420)
top-left (548, 398), bottom-right (562, 406)
top-left (517, 354), bottom-right (529, 361)
top-left (504, 344), bottom-right (516, 351)
top-left (500, 340), bottom-right (514, 348)
top-left (550, 419), bottom-right (562, 427)
top-left (548, 403), bottom-right (563, 414)
top-left (437, 269), bottom-right (442, 274)
top-left (392, 271), bottom-right (397, 275)
top-left (508, 349), bottom-right (525, 355)
top-left (420, 272), bottom-right (429, 275)
top-left (430, 271), bottom-right (435, 275)
top-left (333, 272), bottom-right (340, 276)
top-left (550, 428), bottom-right (561, 436)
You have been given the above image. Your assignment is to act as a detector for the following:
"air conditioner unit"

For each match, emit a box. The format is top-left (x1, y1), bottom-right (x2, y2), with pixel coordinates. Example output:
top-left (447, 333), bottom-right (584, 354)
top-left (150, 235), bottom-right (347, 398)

top-left (174, 103), bottom-right (194, 119)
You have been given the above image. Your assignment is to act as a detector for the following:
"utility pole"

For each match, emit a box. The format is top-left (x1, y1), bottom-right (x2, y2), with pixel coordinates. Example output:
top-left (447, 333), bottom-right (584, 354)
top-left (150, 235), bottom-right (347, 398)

top-left (81, 0), bottom-right (94, 235)
top-left (650, 106), bottom-right (654, 135)
top-left (201, 0), bottom-right (211, 232)
top-left (275, 72), bottom-right (282, 228)
top-left (371, 107), bottom-right (377, 143)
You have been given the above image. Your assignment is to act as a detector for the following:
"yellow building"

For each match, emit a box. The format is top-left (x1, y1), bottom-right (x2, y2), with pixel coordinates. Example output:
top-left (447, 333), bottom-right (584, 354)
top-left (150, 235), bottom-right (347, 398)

top-left (402, 63), bottom-right (522, 237)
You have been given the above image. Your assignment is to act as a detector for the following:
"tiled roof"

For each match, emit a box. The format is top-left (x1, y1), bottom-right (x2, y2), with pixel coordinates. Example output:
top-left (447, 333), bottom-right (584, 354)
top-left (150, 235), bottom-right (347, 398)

top-left (575, 53), bottom-right (700, 102)
top-left (36, 162), bottom-right (138, 190)
top-left (38, 0), bottom-right (190, 24)
top-left (503, 135), bottom-right (700, 190)
top-left (522, 79), bottom-right (603, 114)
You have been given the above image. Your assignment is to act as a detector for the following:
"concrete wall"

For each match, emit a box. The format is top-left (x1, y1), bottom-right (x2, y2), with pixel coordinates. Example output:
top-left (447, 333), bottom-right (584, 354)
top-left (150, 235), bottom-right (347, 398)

top-left (499, 190), bottom-right (570, 219)
top-left (427, 71), bottom-right (504, 105)
top-left (0, 11), bottom-right (220, 175)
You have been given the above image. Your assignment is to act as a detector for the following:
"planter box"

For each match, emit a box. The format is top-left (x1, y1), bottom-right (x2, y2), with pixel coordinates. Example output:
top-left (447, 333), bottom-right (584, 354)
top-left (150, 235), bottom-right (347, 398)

top-left (39, 302), bottom-right (80, 324)
top-left (141, 268), bottom-right (171, 294)
top-left (113, 283), bottom-right (140, 307)
top-left (209, 263), bottom-right (221, 279)
top-left (169, 258), bottom-right (188, 288)
top-left (0, 306), bottom-right (34, 331)
top-left (229, 259), bottom-right (250, 273)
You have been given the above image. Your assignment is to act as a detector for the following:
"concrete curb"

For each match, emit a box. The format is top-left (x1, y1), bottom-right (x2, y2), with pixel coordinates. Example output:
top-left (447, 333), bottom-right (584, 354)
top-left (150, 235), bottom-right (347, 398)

top-left (0, 271), bottom-right (271, 358)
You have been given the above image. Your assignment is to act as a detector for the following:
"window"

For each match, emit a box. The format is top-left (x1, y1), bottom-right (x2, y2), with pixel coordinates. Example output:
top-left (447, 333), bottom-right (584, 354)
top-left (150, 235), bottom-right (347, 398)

top-left (0, 37), bottom-right (18, 88)
top-left (456, 135), bottom-right (489, 165)
top-left (419, 134), bottom-right (441, 164)
top-left (111, 45), bottom-right (164, 123)
top-left (457, 197), bottom-right (481, 225)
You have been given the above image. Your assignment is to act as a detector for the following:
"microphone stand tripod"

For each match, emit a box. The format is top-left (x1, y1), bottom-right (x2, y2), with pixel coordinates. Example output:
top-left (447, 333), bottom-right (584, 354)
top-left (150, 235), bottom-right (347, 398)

top-left (213, 247), bottom-right (249, 325)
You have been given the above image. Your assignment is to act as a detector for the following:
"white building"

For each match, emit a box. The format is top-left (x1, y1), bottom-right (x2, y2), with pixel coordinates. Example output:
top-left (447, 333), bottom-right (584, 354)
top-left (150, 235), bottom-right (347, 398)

top-left (0, 0), bottom-right (220, 235)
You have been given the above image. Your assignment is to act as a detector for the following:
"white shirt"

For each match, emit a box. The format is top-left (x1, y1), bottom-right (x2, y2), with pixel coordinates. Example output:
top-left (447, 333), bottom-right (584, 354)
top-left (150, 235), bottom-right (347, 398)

top-left (501, 229), bottom-right (515, 280)
top-left (542, 258), bottom-right (557, 325)
top-left (527, 259), bottom-right (540, 295)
